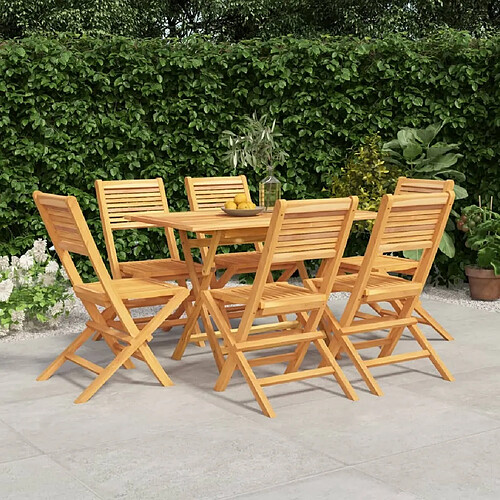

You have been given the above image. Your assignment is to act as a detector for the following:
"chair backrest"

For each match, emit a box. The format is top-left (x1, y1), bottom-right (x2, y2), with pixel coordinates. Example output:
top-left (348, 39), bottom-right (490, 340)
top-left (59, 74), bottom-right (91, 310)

top-left (95, 178), bottom-right (179, 278)
top-left (395, 177), bottom-right (454, 195)
top-left (185, 175), bottom-right (253, 211)
top-left (33, 191), bottom-right (113, 288)
top-left (355, 191), bottom-right (455, 296)
top-left (34, 190), bottom-right (145, 336)
top-left (250, 197), bottom-right (358, 305)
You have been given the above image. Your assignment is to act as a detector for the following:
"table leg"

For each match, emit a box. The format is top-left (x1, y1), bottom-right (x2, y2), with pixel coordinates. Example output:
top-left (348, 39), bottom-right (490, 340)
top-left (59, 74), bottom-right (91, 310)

top-left (171, 230), bottom-right (225, 371)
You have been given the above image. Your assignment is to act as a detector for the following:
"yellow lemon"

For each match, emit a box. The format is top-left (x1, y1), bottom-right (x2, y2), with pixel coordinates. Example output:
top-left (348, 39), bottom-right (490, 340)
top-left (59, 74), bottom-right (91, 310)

top-left (238, 202), bottom-right (251, 209)
top-left (224, 200), bottom-right (237, 209)
top-left (248, 202), bottom-right (256, 209)
top-left (234, 193), bottom-right (247, 205)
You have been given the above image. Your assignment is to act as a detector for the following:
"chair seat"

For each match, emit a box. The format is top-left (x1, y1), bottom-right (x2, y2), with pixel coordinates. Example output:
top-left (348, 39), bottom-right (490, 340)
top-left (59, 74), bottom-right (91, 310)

top-left (210, 282), bottom-right (326, 311)
top-left (120, 258), bottom-right (201, 280)
top-left (74, 278), bottom-right (184, 306)
top-left (214, 251), bottom-right (296, 271)
top-left (312, 273), bottom-right (422, 300)
top-left (340, 255), bottom-right (419, 274)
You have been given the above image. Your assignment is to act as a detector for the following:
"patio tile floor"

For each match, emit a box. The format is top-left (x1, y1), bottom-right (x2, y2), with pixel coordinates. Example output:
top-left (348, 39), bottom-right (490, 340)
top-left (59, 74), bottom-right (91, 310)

top-left (0, 296), bottom-right (499, 499)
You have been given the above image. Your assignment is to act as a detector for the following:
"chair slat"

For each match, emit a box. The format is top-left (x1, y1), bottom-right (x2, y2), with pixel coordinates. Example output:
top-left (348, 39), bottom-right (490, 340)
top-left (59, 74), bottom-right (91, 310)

top-left (33, 190), bottom-right (191, 404)
top-left (202, 196), bottom-right (359, 418)
top-left (315, 190), bottom-right (456, 398)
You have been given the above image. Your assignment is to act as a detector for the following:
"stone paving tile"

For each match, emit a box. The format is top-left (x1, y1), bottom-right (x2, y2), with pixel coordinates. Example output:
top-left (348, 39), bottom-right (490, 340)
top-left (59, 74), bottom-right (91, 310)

top-left (0, 298), bottom-right (498, 499)
top-left (356, 428), bottom-right (500, 500)
top-left (0, 386), bottom-right (234, 454)
top-left (399, 365), bottom-right (500, 421)
top-left (0, 421), bottom-right (41, 464)
top-left (230, 385), bottom-right (500, 465)
top-left (232, 467), bottom-right (417, 500)
top-left (0, 455), bottom-right (100, 500)
top-left (50, 416), bottom-right (342, 500)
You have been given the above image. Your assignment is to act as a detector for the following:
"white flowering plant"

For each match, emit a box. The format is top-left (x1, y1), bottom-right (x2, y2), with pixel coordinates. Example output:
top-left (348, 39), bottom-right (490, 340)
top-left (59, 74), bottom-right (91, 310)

top-left (0, 240), bottom-right (75, 337)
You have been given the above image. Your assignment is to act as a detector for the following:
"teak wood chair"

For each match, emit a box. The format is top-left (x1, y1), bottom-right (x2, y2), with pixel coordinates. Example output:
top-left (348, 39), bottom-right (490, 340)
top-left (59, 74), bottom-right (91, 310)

top-left (202, 197), bottom-right (360, 418)
top-left (185, 175), bottom-right (308, 287)
top-left (33, 191), bottom-right (189, 403)
top-left (308, 192), bottom-right (455, 396)
top-left (95, 178), bottom-right (203, 343)
top-left (339, 177), bottom-right (455, 341)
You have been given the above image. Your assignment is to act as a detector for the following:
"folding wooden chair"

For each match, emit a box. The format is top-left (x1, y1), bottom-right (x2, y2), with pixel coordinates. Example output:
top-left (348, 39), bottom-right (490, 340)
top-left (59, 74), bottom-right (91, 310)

top-left (339, 177), bottom-right (455, 341)
top-left (309, 192), bottom-right (455, 396)
top-left (33, 191), bottom-right (190, 403)
top-left (95, 178), bottom-right (203, 343)
top-left (202, 197), bottom-right (360, 418)
top-left (185, 175), bottom-right (308, 287)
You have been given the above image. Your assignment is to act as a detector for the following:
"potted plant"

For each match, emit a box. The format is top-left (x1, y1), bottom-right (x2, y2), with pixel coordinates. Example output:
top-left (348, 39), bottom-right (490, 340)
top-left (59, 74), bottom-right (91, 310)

top-left (457, 200), bottom-right (500, 300)
top-left (222, 113), bottom-right (288, 210)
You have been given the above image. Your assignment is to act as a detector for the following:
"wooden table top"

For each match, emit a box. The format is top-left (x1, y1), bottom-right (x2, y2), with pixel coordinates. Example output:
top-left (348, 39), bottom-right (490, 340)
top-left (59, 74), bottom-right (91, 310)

top-left (127, 209), bottom-right (376, 233)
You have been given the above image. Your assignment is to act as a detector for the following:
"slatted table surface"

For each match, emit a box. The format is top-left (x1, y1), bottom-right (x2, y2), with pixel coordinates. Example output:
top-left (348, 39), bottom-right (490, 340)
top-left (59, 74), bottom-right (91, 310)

top-left (127, 208), bottom-right (376, 232)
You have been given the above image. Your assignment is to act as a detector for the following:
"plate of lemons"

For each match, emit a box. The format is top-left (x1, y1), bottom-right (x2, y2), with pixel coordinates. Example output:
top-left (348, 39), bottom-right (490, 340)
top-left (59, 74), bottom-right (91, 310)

top-left (221, 194), bottom-right (265, 216)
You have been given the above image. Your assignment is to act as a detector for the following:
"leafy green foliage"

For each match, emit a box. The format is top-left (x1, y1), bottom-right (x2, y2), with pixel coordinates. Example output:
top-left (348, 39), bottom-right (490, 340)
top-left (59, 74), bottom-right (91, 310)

top-left (0, 32), bottom-right (499, 283)
top-left (222, 113), bottom-right (288, 174)
top-left (383, 122), bottom-right (469, 260)
top-left (1, 1), bottom-right (498, 41)
top-left (330, 134), bottom-right (403, 258)
top-left (383, 123), bottom-right (467, 200)
top-left (331, 135), bottom-right (401, 212)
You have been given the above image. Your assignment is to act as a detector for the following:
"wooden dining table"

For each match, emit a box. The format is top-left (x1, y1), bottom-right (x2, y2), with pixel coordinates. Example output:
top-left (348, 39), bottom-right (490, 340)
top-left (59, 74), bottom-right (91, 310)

top-left (127, 208), bottom-right (377, 371)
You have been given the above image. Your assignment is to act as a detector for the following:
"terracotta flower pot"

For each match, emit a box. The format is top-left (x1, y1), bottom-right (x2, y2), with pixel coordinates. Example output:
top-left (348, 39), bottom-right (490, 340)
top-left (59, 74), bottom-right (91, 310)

top-left (465, 266), bottom-right (500, 301)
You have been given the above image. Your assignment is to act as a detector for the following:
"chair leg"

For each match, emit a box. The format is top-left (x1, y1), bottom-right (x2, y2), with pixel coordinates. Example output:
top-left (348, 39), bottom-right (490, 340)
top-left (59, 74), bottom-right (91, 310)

top-left (171, 300), bottom-right (203, 360)
top-left (319, 307), bottom-right (343, 359)
top-left (277, 265), bottom-right (296, 282)
top-left (74, 343), bottom-right (139, 404)
top-left (378, 325), bottom-right (406, 358)
top-left (37, 326), bottom-right (96, 381)
top-left (101, 335), bottom-right (136, 370)
top-left (314, 338), bottom-right (358, 401)
top-left (408, 324), bottom-right (454, 381)
top-left (86, 304), bottom-right (136, 370)
top-left (297, 261), bottom-right (309, 281)
top-left (74, 336), bottom-right (172, 404)
top-left (183, 298), bottom-right (206, 348)
top-left (214, 355), bottom-right (237, 392)
top-left (213, 268), bottom-right (236, 288)
top-left (284, 341), bottom-right (310, 374)
top-left (336, 334), bottom-right (384, 396)
top-left (160, 301), bottom-right (183, 332)
top-left (234, 351), bottom-right (276, 418)
top-left (138, 344), bottom-right (174, 387)
top-left (414, 301), bottom-right (454, 341)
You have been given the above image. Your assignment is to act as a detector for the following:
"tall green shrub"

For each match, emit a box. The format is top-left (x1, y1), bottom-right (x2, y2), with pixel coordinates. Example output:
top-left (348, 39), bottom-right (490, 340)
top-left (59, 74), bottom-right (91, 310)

top-left (0, 31), bottom-right (499, 281)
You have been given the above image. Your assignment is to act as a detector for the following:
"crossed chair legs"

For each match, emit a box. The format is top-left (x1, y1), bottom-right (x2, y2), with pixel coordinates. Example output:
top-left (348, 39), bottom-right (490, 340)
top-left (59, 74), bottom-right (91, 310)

top-left (37, 289), bottom-right (189, 403)
top-left (366, 299), bottom-right (454, 342)
top-left (202, 291), bottom-right (358, 418)
top-left (317, 299), bottom-right (454, 397)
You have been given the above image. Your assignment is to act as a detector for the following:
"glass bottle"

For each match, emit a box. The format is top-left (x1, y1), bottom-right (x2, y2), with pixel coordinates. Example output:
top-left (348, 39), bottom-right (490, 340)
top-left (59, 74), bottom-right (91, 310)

top-left (259, 166), bottom-right (281, 210)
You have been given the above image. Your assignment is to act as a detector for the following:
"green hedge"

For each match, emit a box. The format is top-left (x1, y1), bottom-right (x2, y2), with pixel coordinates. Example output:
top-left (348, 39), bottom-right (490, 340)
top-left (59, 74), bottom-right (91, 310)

top-left (1, 32), bottom-right (499, 281)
